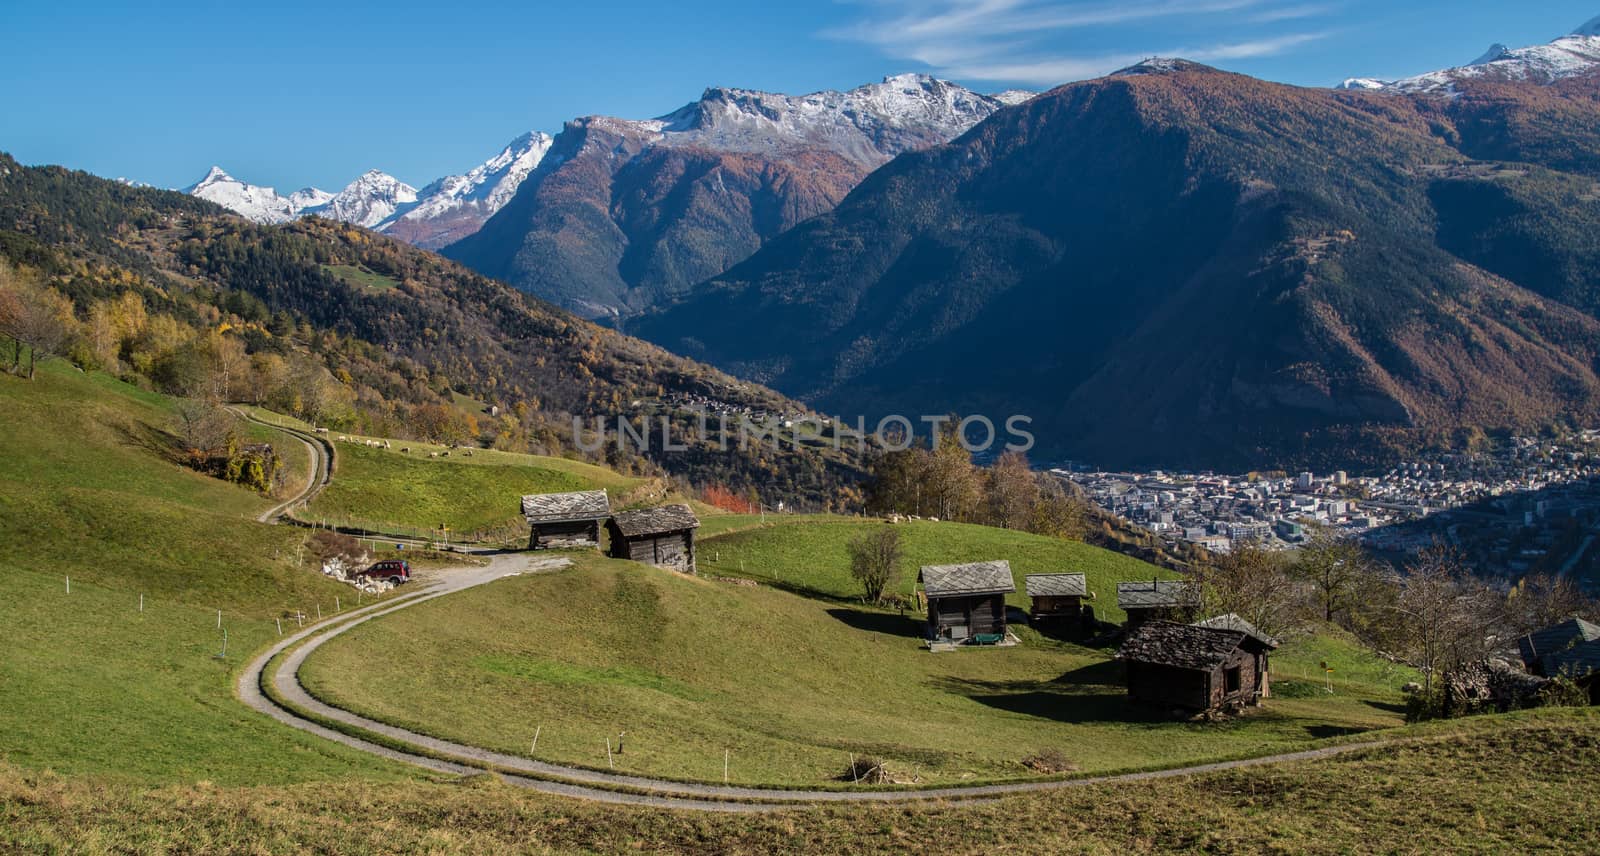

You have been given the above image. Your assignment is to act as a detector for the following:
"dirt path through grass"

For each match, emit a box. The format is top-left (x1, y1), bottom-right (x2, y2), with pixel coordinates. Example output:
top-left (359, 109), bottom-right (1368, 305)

top-left (239, 552), bottom-right (1407, 811)
top-left (231, 408), bottom-right (333, 523)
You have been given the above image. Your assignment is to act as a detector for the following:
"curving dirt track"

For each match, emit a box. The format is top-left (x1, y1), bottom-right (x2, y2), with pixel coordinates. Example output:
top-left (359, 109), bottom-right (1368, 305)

top-left (237, 552), bottom-right (1391, 812)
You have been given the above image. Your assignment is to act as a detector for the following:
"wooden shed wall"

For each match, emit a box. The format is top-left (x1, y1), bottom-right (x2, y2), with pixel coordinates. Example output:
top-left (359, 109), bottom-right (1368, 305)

top-left (529, 519), bottom-right (601, 549)
top-left (608, 529), bottom-right (696, 572)
top-left (928, 594), bottom-right (1007, 637)
top-left (1030, 595), bottom-right (1083, 615)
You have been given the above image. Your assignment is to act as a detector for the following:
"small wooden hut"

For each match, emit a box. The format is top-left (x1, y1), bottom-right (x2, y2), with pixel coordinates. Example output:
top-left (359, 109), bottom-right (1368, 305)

top-left (918, 560), bottom-right (1015, 644)
top-left (1024, 573), bottom-right (1094, 637)
top-left (521, 489), bottom-right (611, 550)
top-left (606, 504), bottom-right (699, 572)
top-left (1517, 618), bottom-right (1600, 703)
top-left (1115, 579), bottom-right (1196, 628)
top-left (1516, 618), bottom-right (1600, 675)
top-left (1117, 619), bottom-right (1278, 713)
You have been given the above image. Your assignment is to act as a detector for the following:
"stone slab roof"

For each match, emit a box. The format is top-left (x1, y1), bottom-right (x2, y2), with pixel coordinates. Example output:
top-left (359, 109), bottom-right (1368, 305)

top-left (1517, 618), bottom-right (1600, 670)
top-left (1117, 620), bottom-right (1249, 671)
top-left (522, 489), bottom-right (611, 523)
top-left (1194, 613), bottom-right (1280, 649)
top-left (919, 560), bottom-right (1015, 598)
top-left (609, 504), bottom-right (700, 538)
top-left (1025, 573), bottom-right (1087, 598)
top-left (1116, 579), bottom-right (1193, 609)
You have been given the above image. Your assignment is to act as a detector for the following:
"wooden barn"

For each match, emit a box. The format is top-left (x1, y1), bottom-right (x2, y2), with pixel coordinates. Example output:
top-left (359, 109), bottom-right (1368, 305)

top-left (521, 489), bottom-right (611, 550)
top-left (1117, 618), bottom-right (1279, 713)
top-left (1115, 579), bottom-right (1197, 628)
top-left (606, 504), bottom-right (699, 572)
top-left (1024, 573), bottom-right (1095, 637)
top-left (918, 560), bottom-right (1015, 644)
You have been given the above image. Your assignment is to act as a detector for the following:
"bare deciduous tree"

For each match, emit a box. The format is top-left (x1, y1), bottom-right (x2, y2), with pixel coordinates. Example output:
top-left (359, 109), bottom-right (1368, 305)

top-left (1295, 525), bottom-right (1384, 623)
top-left (172, 398), bottom-right (237, 457)
top-left (0, 264), bottom-right (74, 379)
top-left (1196, 540), bottom-right (1298, 636)
top-left (1391, 544), bottom-right (1495, 696)
top-left (983, 451), bottom-right (1036, 530)
top-left (848, 526), bottom-right (903, 604)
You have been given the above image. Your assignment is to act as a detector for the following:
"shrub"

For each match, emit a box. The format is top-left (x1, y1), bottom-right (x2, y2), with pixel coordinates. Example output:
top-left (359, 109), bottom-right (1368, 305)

top-left (1539, 675), bottom-right (1591, 709)
top-left (847, 526), bottom-right (902, 604)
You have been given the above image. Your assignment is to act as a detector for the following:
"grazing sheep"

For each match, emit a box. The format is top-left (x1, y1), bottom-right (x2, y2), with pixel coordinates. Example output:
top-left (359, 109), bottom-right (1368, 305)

top-left (399, 447), bottom-right (409, 454)
top-left (428, 452), bottom-right (438, 458)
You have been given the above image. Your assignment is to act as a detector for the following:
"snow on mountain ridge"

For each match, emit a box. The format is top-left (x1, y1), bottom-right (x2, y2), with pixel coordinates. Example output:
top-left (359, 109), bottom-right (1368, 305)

top-left (188, 75), bottom-right (1026, 241)
top-left (186, 132), bottom-right (552, 244)
top-left (184, 166), bottom-right (308, 224)
top-left (311, 170), bottom-right (418, 229)
top-left (1346, 17), bottom-right (1600, 95)
top-left (394, 131), bottom-right (553, 224)
top-left (637, 73), bottom-right (1023, 169)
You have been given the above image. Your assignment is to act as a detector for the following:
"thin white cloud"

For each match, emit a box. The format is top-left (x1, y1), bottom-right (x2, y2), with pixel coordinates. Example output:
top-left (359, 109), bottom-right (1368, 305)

top-left (829, 0), bottom-right (1336, 86)
top-left (1248, 3), bottom-right (1339, 23)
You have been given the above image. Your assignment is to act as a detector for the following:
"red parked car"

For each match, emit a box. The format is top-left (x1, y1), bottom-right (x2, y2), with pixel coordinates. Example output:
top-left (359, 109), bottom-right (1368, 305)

top-left (356, 559), bottom-right (410, 584)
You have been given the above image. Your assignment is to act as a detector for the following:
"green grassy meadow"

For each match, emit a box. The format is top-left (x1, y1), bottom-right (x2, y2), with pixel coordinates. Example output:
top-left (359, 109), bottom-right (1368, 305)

top-left (699, 516), bottom-right (1175, 622)
top-left (9, 710), bottom-right (1597, 854)
top-left (0, 364), bottom-right (407, 784)
top-left (321, 263), bottom-right (400, 292)
top-left (301, 554), bottom-right (1412, 787)
top-left (306, 437), bottom-right (642, 538)
top-left (3, 361), bottom-right (1596, 854)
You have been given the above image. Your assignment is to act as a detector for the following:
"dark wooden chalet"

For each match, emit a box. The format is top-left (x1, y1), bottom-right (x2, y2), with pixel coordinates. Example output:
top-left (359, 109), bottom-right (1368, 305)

top-left (522, 489), bottom-right (611, 550)
top-left (1517, 618), bottom-right (1600, 703)
top-left (918, 560), bottom-right (1015, 643)
top-left (1117, 618), bottom-right (1279, 713)
top-left (1024, 573), bottom-right (1094, 637)
top-left (606, 504), bottom-right (699, 572)
top-left (1115, 579), bottom-right (1197, 628)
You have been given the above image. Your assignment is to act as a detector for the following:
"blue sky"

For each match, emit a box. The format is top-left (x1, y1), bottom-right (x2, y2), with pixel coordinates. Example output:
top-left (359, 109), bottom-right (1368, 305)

top-left (2, 1), bottom-right (1594, 191)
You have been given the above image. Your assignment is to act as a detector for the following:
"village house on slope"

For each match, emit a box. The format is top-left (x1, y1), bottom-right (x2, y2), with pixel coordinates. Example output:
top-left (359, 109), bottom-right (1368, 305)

top-left (919, 560), bottom-right (1016, 647)
top-left (1116, 579), bottom-right (1198, 628)
top-left (522, 489), bottom-right (611, 550)
top-left (1117, 616), bottom-right (1279, 714)
top-left (1024, 573), bottom-right (1095, 638)
top-left (606, 504), bottom-right (699, 573)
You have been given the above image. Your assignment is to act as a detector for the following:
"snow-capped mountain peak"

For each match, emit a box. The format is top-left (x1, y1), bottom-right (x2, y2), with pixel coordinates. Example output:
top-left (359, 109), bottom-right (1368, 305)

top-left (184, 166), bottom-right (312, 224)
top-left (639, 74), bottom-right (1022, 169)
top-left (312, 170), bottom-right (418, 228)
top-left (379, 131), bottom-right (554, 248)
top-left (1346, 17), bottom-right (1600, 95)
top-left (185, 132), bottom-right (553, 247)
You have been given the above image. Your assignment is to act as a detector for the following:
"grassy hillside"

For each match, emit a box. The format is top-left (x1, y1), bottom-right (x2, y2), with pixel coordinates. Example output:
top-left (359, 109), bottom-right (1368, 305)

top-left (302, 555), bottom-right (1410, 787)
top-left (8, 710), bottom-right (1596, 853)
top-left (305, 434), bottom-right (643, 538)
top-left (700, 516), bottom-right (1171, 622)
top-left (0, 364), bottom-right (408, 784)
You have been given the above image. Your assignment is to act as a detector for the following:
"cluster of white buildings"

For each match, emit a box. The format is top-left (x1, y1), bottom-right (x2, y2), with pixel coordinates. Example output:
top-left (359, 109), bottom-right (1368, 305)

top-left (1058, 432), bottom-right (1600, 558)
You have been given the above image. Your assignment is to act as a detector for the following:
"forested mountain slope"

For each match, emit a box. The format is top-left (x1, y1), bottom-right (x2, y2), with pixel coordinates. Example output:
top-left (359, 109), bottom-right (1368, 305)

top-left (629, 62), bottom-right (1600, 470)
